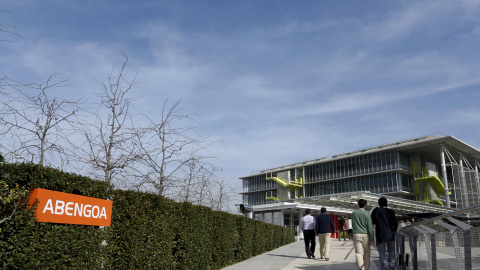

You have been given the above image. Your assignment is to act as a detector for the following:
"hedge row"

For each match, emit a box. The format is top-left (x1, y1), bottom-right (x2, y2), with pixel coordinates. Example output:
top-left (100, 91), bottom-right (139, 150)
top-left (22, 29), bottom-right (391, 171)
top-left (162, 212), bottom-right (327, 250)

top-left (0, 163), bottom-right (295, 269)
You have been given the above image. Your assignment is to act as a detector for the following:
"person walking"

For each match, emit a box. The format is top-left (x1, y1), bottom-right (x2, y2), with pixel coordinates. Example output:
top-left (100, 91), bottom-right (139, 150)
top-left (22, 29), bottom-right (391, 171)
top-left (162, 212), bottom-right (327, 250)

top-left (315, 207), bottom-right (335, 261)
top-left (371, 197), bottom-right (398, 270)
top-left (352, 199), bottom-right (374, 270)
top-left (347, 217), bottom-right (353, 240)
top-left (300, 209), bottom-right (316, 259)
top-left (338, 215), bottom-right (347, 241)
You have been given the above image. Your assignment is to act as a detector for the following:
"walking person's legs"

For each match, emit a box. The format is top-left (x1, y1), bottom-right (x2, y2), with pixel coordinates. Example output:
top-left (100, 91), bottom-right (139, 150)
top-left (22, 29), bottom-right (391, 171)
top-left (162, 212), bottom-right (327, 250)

top-left (324, 233), bottom-right (331, 260)
top-left (363, 235), bottom-right (371, 270)
top-left (309, 233), bottom-right (316, 258)
top-left (303, 230), bottom-right (314, 258)
top-left (353, 234), bottom-right (365, 270)
top-left (386, 240), bottom-right (396, 269)
top-left (354, 234), bottom-right (370, 270)
top-left (376, 241), bottom-right (388, 270)
top-left (318, 233), bottom-right (327, 258)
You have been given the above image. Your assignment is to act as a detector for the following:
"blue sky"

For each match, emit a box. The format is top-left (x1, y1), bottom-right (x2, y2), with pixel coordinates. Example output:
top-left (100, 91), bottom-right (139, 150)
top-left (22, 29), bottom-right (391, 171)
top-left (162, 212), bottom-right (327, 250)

top-left (2, 1), bottom-right (480, 204)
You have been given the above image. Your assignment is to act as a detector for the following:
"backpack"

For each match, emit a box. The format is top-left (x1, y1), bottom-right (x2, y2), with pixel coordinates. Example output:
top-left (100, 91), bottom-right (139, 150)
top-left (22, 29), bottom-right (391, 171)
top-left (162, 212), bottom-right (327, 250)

top-left (376, 207), bottom-right (394, 243)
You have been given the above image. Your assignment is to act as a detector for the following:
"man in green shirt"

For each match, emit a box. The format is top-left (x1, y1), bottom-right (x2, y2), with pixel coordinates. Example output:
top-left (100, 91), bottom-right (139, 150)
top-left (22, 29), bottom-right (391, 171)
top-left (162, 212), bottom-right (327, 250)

top-left (352, 199), bottom-right (374, 270)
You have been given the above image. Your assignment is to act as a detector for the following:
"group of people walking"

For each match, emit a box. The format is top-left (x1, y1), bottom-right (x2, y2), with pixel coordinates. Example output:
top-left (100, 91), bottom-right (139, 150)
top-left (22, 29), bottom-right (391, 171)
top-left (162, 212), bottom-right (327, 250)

top-left (299, 207), bottom-right (336, 260)
top-left (300, 197), bottom-right (398, 270)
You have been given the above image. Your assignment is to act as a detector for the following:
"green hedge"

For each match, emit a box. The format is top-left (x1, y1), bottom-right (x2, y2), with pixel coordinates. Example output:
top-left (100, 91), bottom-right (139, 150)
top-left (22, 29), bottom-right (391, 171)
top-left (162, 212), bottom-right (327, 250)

top-left (0, 163), bottom-right (295, 269)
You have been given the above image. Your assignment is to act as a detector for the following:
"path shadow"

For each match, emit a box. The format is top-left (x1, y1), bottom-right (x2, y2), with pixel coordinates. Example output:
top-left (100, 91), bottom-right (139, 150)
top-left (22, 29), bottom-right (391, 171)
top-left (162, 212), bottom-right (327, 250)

top-left (265, 254), bottom-right (302, 259)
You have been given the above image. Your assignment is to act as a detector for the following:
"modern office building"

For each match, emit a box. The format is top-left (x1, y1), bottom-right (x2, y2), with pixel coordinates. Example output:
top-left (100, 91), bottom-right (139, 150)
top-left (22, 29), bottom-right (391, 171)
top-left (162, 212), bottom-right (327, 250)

top-left (239, 134), bottom-right (480, 234)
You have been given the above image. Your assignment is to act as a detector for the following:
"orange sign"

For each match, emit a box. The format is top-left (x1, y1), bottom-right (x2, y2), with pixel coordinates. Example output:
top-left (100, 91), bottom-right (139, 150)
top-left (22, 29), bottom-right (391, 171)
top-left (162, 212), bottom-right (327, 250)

top-left (29, 188), bottom-right (113, 226)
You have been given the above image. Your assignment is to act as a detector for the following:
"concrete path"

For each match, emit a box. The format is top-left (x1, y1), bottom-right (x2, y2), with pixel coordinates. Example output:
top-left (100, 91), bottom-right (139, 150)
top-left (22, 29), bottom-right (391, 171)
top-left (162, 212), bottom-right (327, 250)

top-left (223, 239), bottom-right (385, 270)
top-left (223, 239), bottom-right (480, 269)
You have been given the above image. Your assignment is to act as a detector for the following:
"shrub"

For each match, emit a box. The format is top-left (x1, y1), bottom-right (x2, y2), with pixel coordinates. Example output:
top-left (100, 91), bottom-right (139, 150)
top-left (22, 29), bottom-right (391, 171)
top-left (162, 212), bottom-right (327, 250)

top-left (0, 163), bottom-right (295, 269)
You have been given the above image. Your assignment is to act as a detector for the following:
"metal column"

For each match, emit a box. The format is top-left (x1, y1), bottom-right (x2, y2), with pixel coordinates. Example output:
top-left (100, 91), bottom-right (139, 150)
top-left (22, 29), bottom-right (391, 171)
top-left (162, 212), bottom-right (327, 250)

top-left (396, 232), bottom-right (408, 270)
top-left (459, 153), bottom-right (469, 208)
top-left (440, 145), bottom-right (450, 208)
top-left (475, 161), bottom-right (480, 203)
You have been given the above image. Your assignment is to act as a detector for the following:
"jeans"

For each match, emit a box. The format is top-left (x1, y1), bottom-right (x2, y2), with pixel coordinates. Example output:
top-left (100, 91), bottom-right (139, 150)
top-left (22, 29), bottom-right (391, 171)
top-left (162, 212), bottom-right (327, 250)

top-left (377, 240), bottom-right (395, 270)
top-left (303, 229), bottom-right (316, 257)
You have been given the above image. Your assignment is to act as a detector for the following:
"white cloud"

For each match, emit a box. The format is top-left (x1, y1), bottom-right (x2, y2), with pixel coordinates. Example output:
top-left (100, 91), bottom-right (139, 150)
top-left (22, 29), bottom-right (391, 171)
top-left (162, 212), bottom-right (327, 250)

top-left (362, 1), bottom-right (448, 41)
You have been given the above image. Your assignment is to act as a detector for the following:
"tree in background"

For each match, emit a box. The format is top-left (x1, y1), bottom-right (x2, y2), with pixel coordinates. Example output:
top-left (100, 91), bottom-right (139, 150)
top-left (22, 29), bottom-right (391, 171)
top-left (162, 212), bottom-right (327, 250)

top-left (173, 159), bottom-right (235, 212)
top-left (130, 100), bottom-right (222, 198)
top-left (0, 15), bottom-right (20, 42)
top-left (0, 75), bottom-right (80, 167)
top-left (0, 23), bottom-right (235, 211)
top-left (76, 53), bottom-right (140, 185)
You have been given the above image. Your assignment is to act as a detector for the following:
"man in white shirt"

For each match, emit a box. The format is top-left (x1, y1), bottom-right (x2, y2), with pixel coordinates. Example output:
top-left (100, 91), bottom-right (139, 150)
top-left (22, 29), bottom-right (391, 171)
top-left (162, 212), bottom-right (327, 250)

top-left (300, 209), bottom-right (317, 259)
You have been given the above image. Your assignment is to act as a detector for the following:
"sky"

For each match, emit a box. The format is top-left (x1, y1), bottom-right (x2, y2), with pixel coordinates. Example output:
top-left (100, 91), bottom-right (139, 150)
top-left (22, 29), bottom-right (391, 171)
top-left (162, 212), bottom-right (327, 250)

top-left (2, 0), bottom-right (480, 207)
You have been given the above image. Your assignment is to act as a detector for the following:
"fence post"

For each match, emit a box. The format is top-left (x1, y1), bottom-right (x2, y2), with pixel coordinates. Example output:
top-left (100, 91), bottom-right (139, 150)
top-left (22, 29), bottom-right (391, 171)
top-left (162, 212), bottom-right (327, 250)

top-left (419, 224), bottom-right (437, 270)
top-left (402, 229), bottom-right (418, 270)
top-left (397, 230), bottom-right (408, 270)
top-left (447, 217), bottom-right (474, 270)
top-left (436, 220), bottom-right (464, 270)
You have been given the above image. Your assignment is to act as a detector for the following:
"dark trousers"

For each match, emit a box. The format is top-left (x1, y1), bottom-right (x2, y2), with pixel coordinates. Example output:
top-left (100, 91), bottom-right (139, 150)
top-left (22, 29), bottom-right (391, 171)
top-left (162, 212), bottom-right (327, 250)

top-left (303, 229), bottom-right (316, 257)
top-left (339, 228), bottom-right (346, 240)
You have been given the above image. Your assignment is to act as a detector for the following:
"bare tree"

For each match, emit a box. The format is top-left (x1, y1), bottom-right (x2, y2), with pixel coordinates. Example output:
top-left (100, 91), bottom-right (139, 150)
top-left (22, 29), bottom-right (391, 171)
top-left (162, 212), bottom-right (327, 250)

top-left (209, 178), bottom-right (237, 212)
top-left (176, 164), bottom-right (236, 212)
top-left (77, 54), bottom-right (140, 185)
top-left (173, 158), bottom-right (216, 203)
top-left (0, 12), bottom-right (21, 42)
top-left (131, 100), bottom-right (221, 197)
top-left (0, 75), bottom-right (80, 167)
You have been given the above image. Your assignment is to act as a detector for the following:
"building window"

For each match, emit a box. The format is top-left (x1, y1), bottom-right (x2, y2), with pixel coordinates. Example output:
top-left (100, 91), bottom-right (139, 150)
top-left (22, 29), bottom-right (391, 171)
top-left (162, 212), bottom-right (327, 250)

top-left (399, 153), bottom-right (410, 168)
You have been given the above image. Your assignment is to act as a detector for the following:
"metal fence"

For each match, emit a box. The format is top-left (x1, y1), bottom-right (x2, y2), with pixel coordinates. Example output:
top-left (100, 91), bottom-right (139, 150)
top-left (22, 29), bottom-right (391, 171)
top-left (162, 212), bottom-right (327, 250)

top-left (396, 203), bottom-right (480, 270)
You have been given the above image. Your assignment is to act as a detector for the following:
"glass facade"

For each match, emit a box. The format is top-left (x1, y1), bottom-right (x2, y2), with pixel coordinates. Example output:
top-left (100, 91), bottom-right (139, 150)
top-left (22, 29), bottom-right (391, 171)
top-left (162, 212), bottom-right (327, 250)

top-left (304, 172), bottom-right (402, 196)
top-left (242, 150), bottom-right (416, 206)
top-left (304, 150), bottom-right (398, 182)
top-left (243, 173), bottom-right (277, 193)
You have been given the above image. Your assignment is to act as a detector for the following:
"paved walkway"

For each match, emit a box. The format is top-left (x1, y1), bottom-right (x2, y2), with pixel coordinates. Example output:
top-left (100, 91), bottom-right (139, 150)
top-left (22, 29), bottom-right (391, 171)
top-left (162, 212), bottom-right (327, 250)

top-left (223, 239), bottom-right (480, 270)
top-left (223, 239), bottom-right (385, 270)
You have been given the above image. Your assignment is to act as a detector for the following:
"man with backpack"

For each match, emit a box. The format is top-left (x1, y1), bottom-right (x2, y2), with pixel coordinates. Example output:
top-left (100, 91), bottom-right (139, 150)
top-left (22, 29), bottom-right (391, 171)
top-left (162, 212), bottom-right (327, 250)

top-left (371, 197), bottom-right (398, 270)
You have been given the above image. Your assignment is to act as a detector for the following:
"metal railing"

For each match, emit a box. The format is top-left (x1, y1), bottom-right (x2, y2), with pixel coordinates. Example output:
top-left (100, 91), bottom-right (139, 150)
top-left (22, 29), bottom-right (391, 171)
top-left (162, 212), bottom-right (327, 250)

top-left (395, 203), bottom-right (480, 270)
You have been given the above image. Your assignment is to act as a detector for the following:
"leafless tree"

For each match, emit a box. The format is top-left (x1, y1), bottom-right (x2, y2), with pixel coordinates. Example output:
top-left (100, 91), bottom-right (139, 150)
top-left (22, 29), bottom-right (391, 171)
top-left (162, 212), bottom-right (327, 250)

top-left (0, 12), bottom-right (21, 42)
top-left (0, 75), bottom-right (80, 167)
top-left (172, 158), bottom-right (216, 203)
top-left (77, 53), bottom-right (140, 185)
top-left (146, 150), bottom-right (235, 212)
top-left (131, 100), bottom-right (222, 198)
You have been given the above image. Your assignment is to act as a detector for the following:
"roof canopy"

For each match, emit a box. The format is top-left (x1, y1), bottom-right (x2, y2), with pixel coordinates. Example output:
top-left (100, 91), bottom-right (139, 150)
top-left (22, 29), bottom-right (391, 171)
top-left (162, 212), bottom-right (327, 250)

top-left (252, 191), bottom-right (453, 216)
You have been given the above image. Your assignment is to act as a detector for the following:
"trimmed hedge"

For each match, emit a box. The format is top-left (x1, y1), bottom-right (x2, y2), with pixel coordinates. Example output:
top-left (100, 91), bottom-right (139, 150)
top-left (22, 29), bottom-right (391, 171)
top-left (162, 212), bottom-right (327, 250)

top-left (0, 163), bottom-right (111, 269)
top-left (0, 163), bottom-right (295, 269)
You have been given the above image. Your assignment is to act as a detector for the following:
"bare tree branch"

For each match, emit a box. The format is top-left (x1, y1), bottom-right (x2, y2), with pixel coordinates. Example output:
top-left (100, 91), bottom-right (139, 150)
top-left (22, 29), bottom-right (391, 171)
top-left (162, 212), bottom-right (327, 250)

top-left (0, 75), bottom-right (82, 167)
top-left (0, 11), bottom-right (22, 42)
top-left (130, 99), bottom-right (222, 198)
top-left (76, 53), bottom-right (141, 185)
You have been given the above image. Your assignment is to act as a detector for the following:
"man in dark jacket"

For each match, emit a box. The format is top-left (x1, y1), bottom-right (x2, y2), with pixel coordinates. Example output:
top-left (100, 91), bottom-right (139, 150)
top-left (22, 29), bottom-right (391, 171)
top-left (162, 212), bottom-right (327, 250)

top-left (371, 197), bottom-right (398, 270)
top-left (315, 207), bottom-right (335, 261)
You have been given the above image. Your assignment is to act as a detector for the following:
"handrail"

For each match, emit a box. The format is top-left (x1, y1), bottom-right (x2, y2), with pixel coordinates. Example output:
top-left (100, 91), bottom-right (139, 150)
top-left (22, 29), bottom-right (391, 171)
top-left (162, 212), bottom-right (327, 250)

top-left (401, 203), bottom-right (480, 229)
